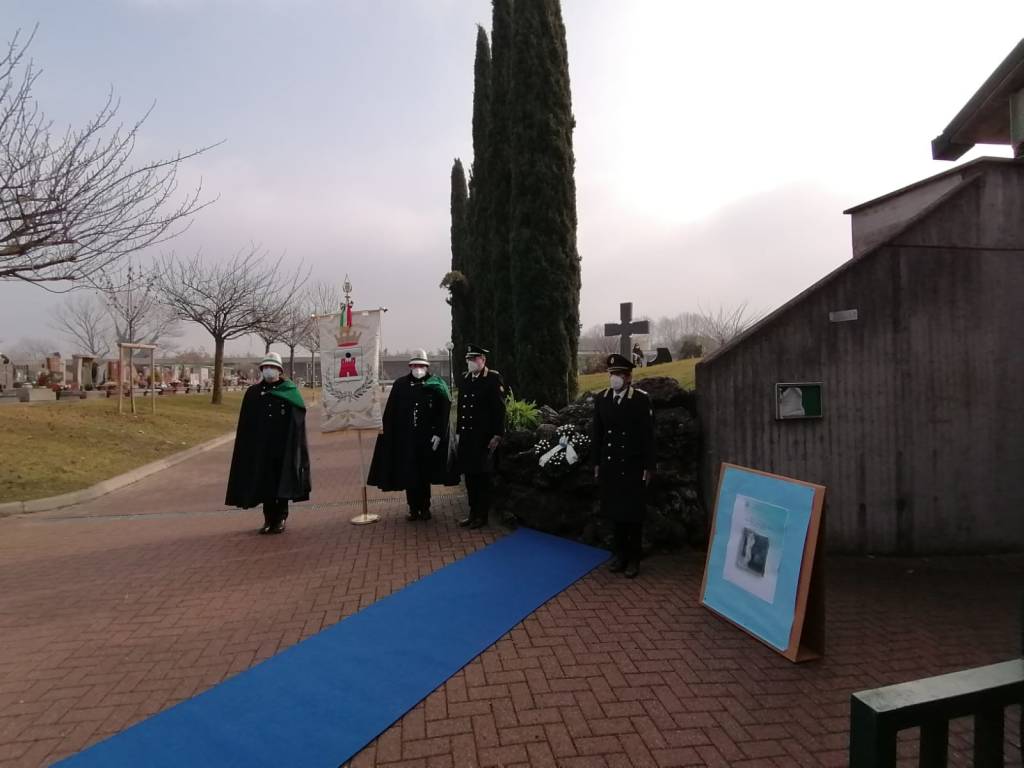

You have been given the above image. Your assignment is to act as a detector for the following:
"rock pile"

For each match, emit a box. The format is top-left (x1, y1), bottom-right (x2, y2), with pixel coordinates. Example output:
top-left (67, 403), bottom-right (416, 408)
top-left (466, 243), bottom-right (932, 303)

top-left (495, 376), bottom-right (705, 553)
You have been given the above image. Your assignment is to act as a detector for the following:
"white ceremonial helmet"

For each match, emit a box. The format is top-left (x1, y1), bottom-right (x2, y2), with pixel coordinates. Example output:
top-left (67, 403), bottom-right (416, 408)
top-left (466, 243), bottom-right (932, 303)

top-left (259, 352), bottom-right (284, 371)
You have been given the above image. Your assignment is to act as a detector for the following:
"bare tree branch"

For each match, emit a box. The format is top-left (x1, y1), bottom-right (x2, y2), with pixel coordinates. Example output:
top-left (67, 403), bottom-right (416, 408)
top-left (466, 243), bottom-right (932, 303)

top-left (6, 335), bottom-right (57, 365)
top-left (155, 245), bottom-right (308, 403)
top-left (50, 293), bottom-right (111, 358)
top-left (0, 28), bottom-right (219, 283)
top-left (695, 302), bottom-right (762, 350)
top-left (579, 323), bottom-right (625, 355)
top-left (89, 257), bottom-right (180, 347)
top-left (278, 304), bottom-right (313, 379)
top-left (300, 281), bottom-right (341, 384)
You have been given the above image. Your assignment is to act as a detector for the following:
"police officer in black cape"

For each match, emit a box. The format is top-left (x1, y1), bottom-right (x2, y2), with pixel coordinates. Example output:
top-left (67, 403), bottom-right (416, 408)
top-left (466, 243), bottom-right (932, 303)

top-left (367, 349), bottom-right (454, 520)
top-left (592, 353), bottom-right (655, 577)
top-left (225, 352), bottom-right (311, 534)
top-left (456, 344), bottom-right (506, 529)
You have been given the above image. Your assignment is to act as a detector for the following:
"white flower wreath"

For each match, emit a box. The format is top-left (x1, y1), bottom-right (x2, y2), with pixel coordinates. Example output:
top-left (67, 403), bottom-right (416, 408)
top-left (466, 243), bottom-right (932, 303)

top-left (535, 425), bottom-right (591, 469)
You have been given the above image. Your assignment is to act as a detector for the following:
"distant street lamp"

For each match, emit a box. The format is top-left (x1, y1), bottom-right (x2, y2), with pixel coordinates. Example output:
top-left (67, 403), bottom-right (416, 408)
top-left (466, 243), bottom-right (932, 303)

top-left (445, 341), bottom-right (455, 388)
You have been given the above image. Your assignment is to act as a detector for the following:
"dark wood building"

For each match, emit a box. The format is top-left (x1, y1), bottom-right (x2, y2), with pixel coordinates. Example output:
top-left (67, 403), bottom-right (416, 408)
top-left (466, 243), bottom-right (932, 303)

top-left (696, 44), bottom-right (1024, 554)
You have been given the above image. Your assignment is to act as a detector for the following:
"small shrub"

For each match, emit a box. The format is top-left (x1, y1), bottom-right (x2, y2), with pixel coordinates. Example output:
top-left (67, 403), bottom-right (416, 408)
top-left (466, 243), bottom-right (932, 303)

top-left (677, 336), bottom-right (704, 359)
top-left (505, 396), bottom-right (541, 431)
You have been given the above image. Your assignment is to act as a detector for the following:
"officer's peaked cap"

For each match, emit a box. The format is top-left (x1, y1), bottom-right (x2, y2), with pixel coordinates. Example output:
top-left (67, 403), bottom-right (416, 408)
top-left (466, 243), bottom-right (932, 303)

top-left (606, 353), bottom-right (634, 372)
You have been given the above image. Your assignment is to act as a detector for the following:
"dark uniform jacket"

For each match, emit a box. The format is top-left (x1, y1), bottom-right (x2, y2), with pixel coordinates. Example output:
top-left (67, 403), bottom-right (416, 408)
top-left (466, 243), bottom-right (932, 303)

top-left (225, 380), bottom-right (311, 509)
top-left (592, 386), bottom-right (655, 522)
top-left (367, 374), bottom-right (452, 491)
top-left (456, 367), bottom-right (506, 474)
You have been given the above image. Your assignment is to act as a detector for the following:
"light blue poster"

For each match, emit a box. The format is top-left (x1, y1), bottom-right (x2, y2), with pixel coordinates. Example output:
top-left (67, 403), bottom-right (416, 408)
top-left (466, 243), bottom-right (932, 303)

top-left (702, 465), bottom-right (816, 652)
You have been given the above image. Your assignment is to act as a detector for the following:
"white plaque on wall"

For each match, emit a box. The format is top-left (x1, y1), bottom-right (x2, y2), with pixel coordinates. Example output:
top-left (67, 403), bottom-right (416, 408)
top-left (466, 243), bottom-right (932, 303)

top-left (828, 309), bottom-right (858, 323)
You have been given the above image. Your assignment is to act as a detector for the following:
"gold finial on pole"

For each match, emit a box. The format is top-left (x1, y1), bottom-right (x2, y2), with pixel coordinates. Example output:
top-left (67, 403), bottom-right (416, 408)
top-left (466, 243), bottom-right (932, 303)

top-left (342, 275), bottom-right (353, 310)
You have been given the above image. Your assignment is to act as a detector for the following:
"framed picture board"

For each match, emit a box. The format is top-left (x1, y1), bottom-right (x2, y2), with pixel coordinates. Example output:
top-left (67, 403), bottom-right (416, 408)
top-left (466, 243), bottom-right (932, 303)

top-left (700, 463), bottom-right (826, 663)
top-left (775, 382), bottom-right (823, 420)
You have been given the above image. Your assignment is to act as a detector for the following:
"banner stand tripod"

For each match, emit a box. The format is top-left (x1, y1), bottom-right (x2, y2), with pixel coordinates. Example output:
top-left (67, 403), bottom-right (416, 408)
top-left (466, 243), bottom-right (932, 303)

top-left (350, 428), bottom-right (380, 525)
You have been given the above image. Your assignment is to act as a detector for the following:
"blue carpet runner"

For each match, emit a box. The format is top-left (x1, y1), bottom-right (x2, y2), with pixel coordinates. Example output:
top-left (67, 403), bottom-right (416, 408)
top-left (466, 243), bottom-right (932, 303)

top-left (57, 528), bottom-right (609, 767)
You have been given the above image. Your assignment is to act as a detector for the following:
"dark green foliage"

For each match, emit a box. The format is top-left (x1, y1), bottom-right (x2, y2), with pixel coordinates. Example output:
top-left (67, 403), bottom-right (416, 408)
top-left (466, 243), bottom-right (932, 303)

top-left (508, 0), bottom-right (580, 408)
top-left (468, 26), bottom-right (495, 356)
top-left (504, 395), bottom-right (540, 431)
top-left (446, 0), bottom-right (579, 406)
top-left (488, 0), bottom-right (516, 389)
top-left (444, 159), bottom-right (471, 378)
top-left (677, 336), bottom-right (704, 360)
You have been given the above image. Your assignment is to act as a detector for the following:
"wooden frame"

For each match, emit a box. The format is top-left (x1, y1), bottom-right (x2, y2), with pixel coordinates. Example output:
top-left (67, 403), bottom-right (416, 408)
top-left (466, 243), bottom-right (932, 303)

top-left (700, 462), bottom-right (826, 663)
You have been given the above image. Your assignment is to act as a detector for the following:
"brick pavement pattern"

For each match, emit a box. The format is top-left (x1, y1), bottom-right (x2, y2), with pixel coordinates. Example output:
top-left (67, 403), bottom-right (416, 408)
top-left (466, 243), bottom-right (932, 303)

top-left (0, 427), bottom-right (1021, 767)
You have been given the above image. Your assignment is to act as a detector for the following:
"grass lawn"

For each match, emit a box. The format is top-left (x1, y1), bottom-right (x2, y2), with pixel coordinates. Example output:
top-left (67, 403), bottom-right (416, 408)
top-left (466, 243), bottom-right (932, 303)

top-left (0, 393), bottom-right (244, 503)
top-left (576, 357), bottom-right (699, 394)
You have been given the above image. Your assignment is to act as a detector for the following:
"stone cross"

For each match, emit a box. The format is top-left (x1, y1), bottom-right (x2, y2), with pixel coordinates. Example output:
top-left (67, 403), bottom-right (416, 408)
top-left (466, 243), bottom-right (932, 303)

top-left (604, 302), bottom-right (650, 358)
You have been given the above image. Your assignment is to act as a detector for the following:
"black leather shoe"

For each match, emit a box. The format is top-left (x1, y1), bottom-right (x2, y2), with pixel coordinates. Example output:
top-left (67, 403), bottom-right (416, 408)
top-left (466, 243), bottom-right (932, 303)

top-left (607, 558), bottom-right (625, 573)
top-left (421, 509), bottom-right (432, 521)
top-left (624, 563), bottom-right (639, 579)
top-left (269, 522), bottom-right (286, 534)
top-left (468, 518), bottom-right (486, 530)
top-left (457, 516), bottom-right (473, 527)
top-left (406, 509), bottom-right (420, 521)
top-left (258, 525), bottom-right (272, 535)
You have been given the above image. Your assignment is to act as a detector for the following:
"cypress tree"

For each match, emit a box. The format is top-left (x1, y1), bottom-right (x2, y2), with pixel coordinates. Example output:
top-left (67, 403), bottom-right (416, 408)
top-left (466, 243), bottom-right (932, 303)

top-left (508, 0), bottom-right (580, 408)
top-left (442, 158), bottom-right (471, 379)
top-left (487, 0), bottom-right (515, 389)
top-left (467, 26), bottom-right (494, 357)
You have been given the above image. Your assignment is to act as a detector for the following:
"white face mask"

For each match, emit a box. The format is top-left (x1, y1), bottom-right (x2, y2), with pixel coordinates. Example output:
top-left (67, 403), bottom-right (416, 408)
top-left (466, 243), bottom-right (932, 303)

top-left (609, 374), bottom-right (625, 391)
top-left (468, 358), bottom-right (484, 373)
top-left (262, 367), bottom-right (281, 383)
top-left (410, 366), bottom-right (427, 379)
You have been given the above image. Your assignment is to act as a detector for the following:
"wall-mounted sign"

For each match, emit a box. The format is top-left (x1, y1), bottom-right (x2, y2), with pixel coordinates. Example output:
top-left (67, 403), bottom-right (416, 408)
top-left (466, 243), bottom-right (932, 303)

top-left (828, 309), bottom-right (858, 322)
top-left (775, 382), bottom-right (823, 420)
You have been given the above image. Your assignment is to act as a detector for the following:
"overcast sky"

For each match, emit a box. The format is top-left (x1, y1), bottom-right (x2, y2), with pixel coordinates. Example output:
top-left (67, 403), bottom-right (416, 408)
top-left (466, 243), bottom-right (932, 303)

top-left (1, 0), bottom-right (1020, 359)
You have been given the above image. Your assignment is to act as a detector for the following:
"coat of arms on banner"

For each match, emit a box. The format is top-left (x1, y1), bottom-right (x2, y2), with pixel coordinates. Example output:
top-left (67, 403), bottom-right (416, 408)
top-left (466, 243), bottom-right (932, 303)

top-left (327, 321), bottom-right (373, 400)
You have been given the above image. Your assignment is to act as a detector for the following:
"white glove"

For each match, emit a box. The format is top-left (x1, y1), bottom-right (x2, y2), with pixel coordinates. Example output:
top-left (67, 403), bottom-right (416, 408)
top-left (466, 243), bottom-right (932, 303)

top-left (431, 435), bottom-right (441, 451)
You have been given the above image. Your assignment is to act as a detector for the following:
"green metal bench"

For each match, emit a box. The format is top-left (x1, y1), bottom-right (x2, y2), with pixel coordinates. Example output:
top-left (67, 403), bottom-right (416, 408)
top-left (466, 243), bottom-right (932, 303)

top-left (849, 658), bottom-right (1023, 767)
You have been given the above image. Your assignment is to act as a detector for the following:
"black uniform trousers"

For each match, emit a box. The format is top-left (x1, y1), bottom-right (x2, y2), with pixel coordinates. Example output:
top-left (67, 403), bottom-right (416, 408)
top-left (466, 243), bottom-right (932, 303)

top-left (464, 472), bottom-right (492, 522)
top-left (405, 440), bottom-right (434, 513)
top-left (613, 521), bottom-right (643, 565)
top-left (260, 434), bottom-right (290, 528)
top-left (262, 499), bottom-right (289, 527)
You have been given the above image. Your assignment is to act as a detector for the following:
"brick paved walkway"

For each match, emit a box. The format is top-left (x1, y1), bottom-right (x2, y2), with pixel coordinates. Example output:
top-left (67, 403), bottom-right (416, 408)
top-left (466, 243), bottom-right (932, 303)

top-left (0, 427), bottom-right (1020, 767)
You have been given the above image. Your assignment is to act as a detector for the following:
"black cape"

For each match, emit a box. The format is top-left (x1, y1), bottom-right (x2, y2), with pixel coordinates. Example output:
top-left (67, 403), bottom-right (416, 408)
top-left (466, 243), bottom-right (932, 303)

top-left (367, 374), bottom-right (458, 491)
top-left (225, 381), bottom-right (311, 508)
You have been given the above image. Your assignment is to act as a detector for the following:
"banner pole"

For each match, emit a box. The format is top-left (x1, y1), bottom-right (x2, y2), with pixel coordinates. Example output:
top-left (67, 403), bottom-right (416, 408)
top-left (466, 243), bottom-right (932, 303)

top-left (350, 428), bottom-right (380, 525)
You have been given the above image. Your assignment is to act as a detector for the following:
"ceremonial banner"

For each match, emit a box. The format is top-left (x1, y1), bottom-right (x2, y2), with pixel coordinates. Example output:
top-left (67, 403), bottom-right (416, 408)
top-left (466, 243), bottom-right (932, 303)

top-left (318, 308), bottom-right (383, 432)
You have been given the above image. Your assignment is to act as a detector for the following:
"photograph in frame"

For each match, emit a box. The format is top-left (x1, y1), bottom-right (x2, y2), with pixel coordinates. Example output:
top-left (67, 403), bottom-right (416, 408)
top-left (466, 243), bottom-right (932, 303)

top-left (701, 464), bottom-right (825, 659)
